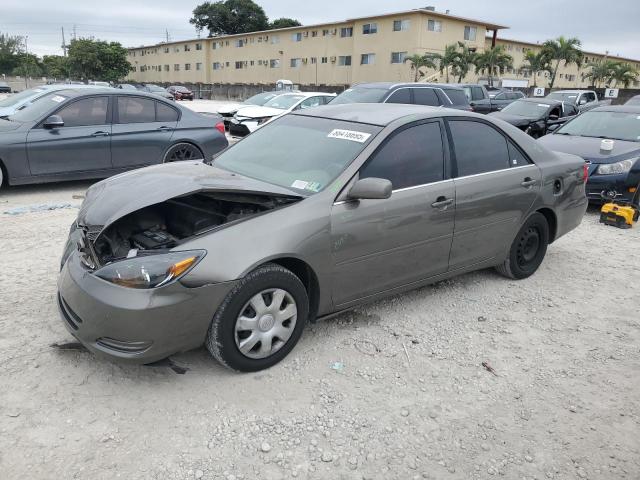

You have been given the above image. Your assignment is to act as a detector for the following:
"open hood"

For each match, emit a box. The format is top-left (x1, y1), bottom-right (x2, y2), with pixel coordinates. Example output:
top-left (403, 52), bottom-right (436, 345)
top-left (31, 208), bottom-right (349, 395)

top-left (538, 135), bottom-right (640, 164)
top-left (217, 103), bottom-right (245, 114)
top-left (490, 112), bottom-right (538, 127)
top-left (78, 161), bottom-right (301, 232)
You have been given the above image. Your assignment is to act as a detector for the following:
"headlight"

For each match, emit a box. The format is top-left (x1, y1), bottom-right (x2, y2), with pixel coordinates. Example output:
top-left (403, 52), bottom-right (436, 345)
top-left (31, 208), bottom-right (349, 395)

top-left (94, 250), bottom-right (205, 289)
top-left (597, 158), bottom-right (637, 175)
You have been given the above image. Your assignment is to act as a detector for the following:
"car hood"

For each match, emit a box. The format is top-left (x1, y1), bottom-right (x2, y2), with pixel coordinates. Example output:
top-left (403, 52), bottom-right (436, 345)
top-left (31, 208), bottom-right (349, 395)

top-left (217, 103), bottom-right (244, 114)
top-left (538, 135), bottom-right (640, 164)
top-left (0, 118), bottom-right (22, 132)
top-left (489, 112), bottom-right (538, 126)
top-left (78, 161), bottom-right (302, 231)
top-left (235, 106), bottom-right (286, 119)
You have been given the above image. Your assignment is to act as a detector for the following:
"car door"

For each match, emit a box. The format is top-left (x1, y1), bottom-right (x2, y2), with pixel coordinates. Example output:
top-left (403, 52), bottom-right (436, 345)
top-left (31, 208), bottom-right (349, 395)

top-left (110, 96), bottom-right (178, 168)
top-left (330, 120), bottom-right (455, 307)
top-left (447, 118), bottom-right (541, 270)
top-left (27, 95), bottom-right (112, 176)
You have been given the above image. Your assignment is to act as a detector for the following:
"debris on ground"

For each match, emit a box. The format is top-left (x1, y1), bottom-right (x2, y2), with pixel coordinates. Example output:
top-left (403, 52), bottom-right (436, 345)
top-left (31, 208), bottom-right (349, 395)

top-left (482, 361), bottom-right (499, 376)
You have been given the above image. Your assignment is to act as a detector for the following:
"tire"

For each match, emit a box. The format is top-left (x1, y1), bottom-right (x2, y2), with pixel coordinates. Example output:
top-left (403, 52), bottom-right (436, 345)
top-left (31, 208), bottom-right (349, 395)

top-left (163, 143), bottom-right (204, 163)
top-left (206, 263), bottom-right (309, 372)
top-left (496, 212), bottom-right (549, 280)
top-left (0, 165), bottom-right (3, 188)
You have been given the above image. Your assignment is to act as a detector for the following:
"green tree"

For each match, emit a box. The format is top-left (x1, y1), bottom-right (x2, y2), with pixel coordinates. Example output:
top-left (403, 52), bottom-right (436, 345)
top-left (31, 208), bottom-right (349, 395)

top-left (541, 36), bottom-right (583, 89)
top-left (0, 32), bottom-right (25, 74)
top-left (190, 0), bottom-right (269, 36)
top-left (42, 55), bottom-right (70, 79)
top-left (67, 38), bottom-right (131, 82)
top-left (269, 18), bottom-right (302, 29)
top-left (520, 50), bottom-right (551, 87)
top-left (610, 62), bottom-right (638, 88)
top-left (451, 42), bottom-right (476, 83)
top-left (474, 45), bottom-right (513, 87)
top-left (582, 59), bottom-right (616, 88)
top-left (436, 44), bottom-right (459, 83)
top-left (12, 53), bottom-right (43, 78)
top-left (404, 53), bottom-right (438, 82)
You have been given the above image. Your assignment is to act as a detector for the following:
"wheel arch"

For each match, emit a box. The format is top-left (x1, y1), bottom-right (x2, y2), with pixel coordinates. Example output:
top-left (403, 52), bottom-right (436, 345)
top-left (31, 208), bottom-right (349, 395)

top-left (535, 207), bottom-right (558, 243)
top-left (163, 141), bottom-right (204, 162)
top-left (0, 157), bottom-right (7, 186)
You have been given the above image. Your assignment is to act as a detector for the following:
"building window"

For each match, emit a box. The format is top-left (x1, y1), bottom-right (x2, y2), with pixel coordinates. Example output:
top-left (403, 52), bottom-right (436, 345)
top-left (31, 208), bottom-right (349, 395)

top-left (338, 55), bottom-right (352, 66)
top-left (311, 30), bottom-right (318, 37)
top-left (235, 39), bottom-right (245, 47)
top-left (290, 58), bottom-right (302, 68)
top-left (195, 43), bottom-right (202, 50)
top-left (271, 35), bottom-right (280, 44)
top-left (340, 27), bottom-right (353, 38)
top-left (361, 53), bottom-right (375, 65)
top-left (464, 26), bottom-right (477, 41)
top-left (427, 19), bottom-right (442, 32)
top-left (185, 63), bottom-right (191, 70)
top-left (362, 23), bottom-right (378, 35)
top-left (174, 47), bottom-right (180, 53)
top-left (184, 44), bottom-right (191, 52)
top-left (391, 51), bottom-right (408, 64)
top-left (235, 61), bottom-right (244, 69)
top-left (196, 62), bottom-right (202, 70)
top-left (292, 32), bottom-right (302, 42)
top-left (270, 59), bottom-right (280, 68)
top-left (212, 42), bottom-right (218, 50)
top-left (132, 66), bottom-right (137, 72)
top-left (213, 62), bottom-right (222, 70)
top-left (164, 64), bottom-right (169, 71)
top-left (164, 47), bottom-right (170, 53)
top-left (393, 19), bottom-right (410, 32)
top-left (321, 57), bottom-right (328, 64)
top-left (310, 57), bottom-right (317, 64)
top-left (174, 64), bottom-right (180, 71)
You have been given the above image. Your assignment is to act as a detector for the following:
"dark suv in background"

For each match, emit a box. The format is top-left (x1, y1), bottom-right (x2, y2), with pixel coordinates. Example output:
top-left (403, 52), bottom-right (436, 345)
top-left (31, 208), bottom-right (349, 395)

top-left (330, 82), bottom-right (471, 110)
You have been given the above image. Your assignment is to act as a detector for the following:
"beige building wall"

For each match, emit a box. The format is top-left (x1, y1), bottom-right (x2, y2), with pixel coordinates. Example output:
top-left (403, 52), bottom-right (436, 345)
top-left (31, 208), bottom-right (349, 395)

top-left (125, 8), bottom-right (639, 90)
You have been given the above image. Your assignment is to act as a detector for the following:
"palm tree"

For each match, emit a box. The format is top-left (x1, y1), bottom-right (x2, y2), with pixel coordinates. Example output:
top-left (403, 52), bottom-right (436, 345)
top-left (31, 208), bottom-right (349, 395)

top-left (451, 42), bottom-right (476, 83)
top-left (610, 62), bottom-right (639, 88)
top-left (473, 45), bottom-right (513, 87)
top-left (520, 50), bottom-right (551, 87)
top-left (403, 54), bottom-right (438, 82)
top-left (436, 44), bottom-right (459, 83)
top-left (582, 59), bottom-right (617, 88)
top-left (541, 36), bottom-right (583, 89)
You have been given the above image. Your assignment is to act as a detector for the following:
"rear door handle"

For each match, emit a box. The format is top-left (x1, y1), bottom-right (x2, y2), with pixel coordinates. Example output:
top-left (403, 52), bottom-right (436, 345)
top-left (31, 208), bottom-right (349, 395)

top-left (521, 177), bottom-right (537, 188)
top-left (431, 196), bottom-right (454, 209)
top-left (91, 131), bottom-right (110, 137)
top-left (157, 126), bottom-right (173, 131)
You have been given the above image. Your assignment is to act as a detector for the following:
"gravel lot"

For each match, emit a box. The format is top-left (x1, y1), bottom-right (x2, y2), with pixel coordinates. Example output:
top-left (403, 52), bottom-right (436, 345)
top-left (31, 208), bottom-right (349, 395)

top-left (1, 177), bottom-right (639, 480)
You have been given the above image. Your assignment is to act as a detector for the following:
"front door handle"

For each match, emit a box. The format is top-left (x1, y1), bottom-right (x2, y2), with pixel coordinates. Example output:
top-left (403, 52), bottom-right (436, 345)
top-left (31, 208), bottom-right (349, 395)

top-left (157, 126), bottom-right (173, 131)
top-left (521, 177), bottom-right (537, 188)
top-left (431, 196), bottom-right (454, 209)
top-left (91, 131), bottom-right (110, 137)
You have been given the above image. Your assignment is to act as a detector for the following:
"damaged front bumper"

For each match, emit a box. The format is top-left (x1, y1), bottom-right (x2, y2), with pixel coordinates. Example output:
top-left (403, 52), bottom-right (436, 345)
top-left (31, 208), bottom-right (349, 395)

top-left (57, 250), bottom-right (237, 364)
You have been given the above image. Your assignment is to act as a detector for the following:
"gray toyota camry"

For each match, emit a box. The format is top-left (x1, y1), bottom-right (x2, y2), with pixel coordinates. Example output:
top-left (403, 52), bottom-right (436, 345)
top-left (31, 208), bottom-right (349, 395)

top-left (58, 104), bottom-right (588, 372)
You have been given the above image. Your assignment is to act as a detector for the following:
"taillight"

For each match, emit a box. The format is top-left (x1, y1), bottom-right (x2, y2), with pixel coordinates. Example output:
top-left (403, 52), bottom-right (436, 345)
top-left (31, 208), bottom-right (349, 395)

top-left (582, 163), bottom-right (589, 183)
top-left (215, 122), bottom-right (225, 135)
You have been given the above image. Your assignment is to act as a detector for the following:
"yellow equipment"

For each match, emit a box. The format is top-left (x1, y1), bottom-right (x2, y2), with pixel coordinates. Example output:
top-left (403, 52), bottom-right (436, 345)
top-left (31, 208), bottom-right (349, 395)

top-left (600, 202), bottom-right (639, 229)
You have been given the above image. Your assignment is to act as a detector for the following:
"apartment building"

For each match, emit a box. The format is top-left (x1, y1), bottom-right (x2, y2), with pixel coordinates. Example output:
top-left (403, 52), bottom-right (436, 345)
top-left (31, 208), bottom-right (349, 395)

top-left (125, 7), bottom-right (639, 89)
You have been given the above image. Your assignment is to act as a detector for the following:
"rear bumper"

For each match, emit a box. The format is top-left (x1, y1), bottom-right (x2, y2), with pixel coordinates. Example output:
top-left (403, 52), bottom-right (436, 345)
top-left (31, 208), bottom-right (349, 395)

top-left (57, 252), bottom-right (237, 364)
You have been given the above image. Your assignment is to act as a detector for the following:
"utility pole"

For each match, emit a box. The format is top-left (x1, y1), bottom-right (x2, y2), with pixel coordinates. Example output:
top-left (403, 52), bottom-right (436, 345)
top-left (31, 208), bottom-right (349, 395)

top-left (73, 24), bottom-right (77, 40)
top-left (24, 35), bottom-right (29, 89)
top-left (61, 27), bottom-right (67, 56)
top-left (165, 29), bottom-right (170, 43)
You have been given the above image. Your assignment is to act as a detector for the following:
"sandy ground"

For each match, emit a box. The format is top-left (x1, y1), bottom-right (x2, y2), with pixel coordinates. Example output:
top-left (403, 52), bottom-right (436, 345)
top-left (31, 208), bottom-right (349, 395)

top-left (0, 180), bottom-right (639, 480)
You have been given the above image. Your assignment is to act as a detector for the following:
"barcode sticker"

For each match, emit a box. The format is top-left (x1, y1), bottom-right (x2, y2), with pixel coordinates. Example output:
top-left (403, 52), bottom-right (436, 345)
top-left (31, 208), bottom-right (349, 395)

top-left (327, 129), bottom-right (372, 143)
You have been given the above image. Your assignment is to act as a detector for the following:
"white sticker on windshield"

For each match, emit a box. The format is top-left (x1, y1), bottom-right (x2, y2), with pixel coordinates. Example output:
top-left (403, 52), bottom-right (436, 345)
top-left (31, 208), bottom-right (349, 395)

top-left (291, 180), bottom-right (309, 190)
top-left (50, 95), bottom-right (66, 103)
top-left (537, 104), bottom-right (548, 107)
top-left (327, 129), bottom-right (372, 143)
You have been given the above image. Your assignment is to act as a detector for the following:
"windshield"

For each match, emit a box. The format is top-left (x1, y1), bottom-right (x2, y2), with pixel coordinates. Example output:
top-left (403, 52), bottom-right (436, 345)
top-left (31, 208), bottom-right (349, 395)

top-left (245, 92), bottom-right (279, 106)
top-left (626, 96), bottom-right (640, 106)
top-left (547, 92), bottom-right (578, 104)
top-left (214, 115), bottom-right (381, 194)
top-left (263, 94), bottom-right (305, 110)
top-left (8, 92), bottom-right (69, 122)
top-left (0, 87), bottom-right (47, 108)
top-left (501, 100), bottom-right (550, 117)
top-left (146, 85), bottom-right (165, 92)
top-left (330, 87), bottom-right (388, 105)
top-left (556, 111), bottom-right (640, 142)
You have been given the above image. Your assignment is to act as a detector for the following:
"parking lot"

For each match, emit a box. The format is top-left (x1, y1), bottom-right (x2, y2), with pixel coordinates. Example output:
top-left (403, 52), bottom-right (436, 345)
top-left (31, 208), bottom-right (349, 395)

top-left (1, 179), bottom-right (639, 479)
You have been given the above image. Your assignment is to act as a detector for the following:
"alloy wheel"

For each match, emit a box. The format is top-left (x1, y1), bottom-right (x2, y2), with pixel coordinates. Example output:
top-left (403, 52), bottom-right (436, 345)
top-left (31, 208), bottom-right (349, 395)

top-left (165, 143), bottom-right (203, 162)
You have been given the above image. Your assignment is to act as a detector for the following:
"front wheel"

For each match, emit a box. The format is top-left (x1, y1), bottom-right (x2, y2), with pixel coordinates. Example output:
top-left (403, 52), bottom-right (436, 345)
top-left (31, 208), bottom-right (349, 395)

top-left (496, 212), bottom-right (549, 279)
top-left (163, 143), bottom-right (204, 163)
top-left (206, 263), bottom-right (309, 372)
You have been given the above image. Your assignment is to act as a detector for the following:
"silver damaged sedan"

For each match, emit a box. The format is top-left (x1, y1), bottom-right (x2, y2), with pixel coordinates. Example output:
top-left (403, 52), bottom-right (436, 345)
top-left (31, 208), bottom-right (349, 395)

top-left (58, 104), bottom-right (588, 371)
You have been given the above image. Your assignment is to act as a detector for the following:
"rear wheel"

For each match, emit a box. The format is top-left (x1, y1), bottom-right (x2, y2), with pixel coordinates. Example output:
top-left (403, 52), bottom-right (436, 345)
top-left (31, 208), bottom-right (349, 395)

top-left (163, 143), bottom-right (204, 163)
top-left (206, 263), bottom-right (308, 372)
top-left (496, 212), bottom-right (549, 279)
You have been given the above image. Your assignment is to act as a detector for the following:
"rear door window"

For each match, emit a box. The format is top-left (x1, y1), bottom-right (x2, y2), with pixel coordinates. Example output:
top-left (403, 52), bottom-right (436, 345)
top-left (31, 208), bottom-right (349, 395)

top-left (360, 122), bottom-right (444, 189)
top-left (448, 120), bottom-right (510, 176)
top-left (156, 101), bottom-right (179, 122)
top-left (442, 89), bottom-right (469, 106)
top-left (507, 141), bottom-right (530, 167)
top-left (412, 88), bottom-right (440, 106)
top-left (471, 86), bottom-right (485, 100)
top-left (117, 96), bottom-right (156, 123)
top-left (385, 88), bottom-right (411, 104)
top-left (55, 97), bottom-right (108, 127)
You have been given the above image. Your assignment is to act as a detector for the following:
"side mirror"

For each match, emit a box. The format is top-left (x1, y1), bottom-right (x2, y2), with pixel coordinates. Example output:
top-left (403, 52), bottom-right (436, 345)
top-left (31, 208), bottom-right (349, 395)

top-left (43, 115), bottom-right (64, 129)
top-left (347, 177), bottom-right (392, 200)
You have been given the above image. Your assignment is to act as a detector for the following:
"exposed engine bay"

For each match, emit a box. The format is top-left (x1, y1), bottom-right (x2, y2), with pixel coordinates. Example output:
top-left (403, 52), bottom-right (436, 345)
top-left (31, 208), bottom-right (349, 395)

top-left (92, 191), bottom-right (299, 265)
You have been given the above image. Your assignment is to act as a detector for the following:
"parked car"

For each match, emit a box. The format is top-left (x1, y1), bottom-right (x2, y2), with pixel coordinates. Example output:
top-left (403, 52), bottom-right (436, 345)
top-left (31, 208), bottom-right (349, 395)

top-left (217, 91), bottom-right (285, 130)
top-left (229, 92), bottom-right (336, 136)
top-left (330, 82), bottom-right (471, 110)
top-left (0, 81), bottom-right (11, 94)
top-left (538, 105), bottom-right (640, 204)
top-left (624, 95), bottom-right (640, 106)
top-left (455, 84), bottom-right (525, 114)
top-left (138, 84), bottom-right (175, 101)
top-left (167, 86), bottom-right (194, 101)
top-left (0, 88), bottom-right (227, 189)
top-left (57, 103), bottom-right (587, 371)
top-left (116, 83), bottom-right (139, 91)
top-left (546, 90), bottom-right (600, 112)
top-left (0, 84), bottom-right (110, 118)
top-left (489, 98), bottom-right (579, 138)
top-left (88, 81), bottom-right (110, 87)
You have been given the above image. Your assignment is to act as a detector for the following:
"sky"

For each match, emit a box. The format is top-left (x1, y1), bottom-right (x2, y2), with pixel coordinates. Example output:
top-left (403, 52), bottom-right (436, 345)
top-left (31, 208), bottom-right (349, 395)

top-left (3, 0), bottom-right (640, 60)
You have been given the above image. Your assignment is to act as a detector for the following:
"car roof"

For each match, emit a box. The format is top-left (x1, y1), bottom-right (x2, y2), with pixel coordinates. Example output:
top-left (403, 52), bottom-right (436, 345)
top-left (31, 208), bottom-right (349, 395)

top-left (37, 88), bottom-right (171, 100)
top-left (589, 105), bottom-right (640, 114)
top-left (292, 103), bottom-right (475, 126)
top-left (351, 82), bottom-right (464, 91)
top-left (519, 98), bottom-right (561, 106)
top-left (278, 92), bottom-right (334, 98)
top-left (549, 90), bottom-right (591, 94)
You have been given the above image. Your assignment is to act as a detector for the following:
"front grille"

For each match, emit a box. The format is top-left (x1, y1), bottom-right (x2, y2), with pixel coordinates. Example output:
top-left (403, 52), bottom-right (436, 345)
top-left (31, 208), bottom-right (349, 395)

top-left (96, 338), bottom-right (153, 354)
top-left (84, 226), bottom-right (103, 243)
top-left (58, 294), bottom-right (83, 331)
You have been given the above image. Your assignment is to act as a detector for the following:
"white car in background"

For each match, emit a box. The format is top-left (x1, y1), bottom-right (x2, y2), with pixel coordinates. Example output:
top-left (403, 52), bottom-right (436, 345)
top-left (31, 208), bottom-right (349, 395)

top-left (217, 91), bottom-right (287, 130)
top-left (228, 92), bottom-right (336, 136)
